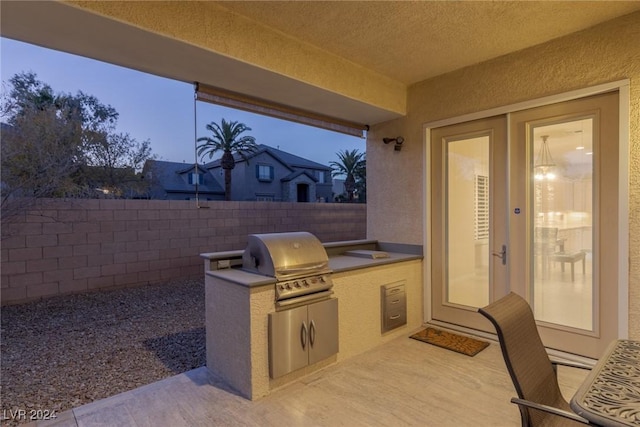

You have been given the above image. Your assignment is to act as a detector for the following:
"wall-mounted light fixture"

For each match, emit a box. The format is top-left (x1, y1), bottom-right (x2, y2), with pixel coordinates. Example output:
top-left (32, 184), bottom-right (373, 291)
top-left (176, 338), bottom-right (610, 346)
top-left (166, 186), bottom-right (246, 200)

top-left (383, 136), bottom-right (404, 151)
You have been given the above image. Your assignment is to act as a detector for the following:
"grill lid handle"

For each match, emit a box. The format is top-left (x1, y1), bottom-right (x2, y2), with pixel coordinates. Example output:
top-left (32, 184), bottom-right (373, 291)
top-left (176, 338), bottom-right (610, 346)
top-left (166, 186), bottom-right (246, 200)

top-left (276, 263), bottom-right (329, 276)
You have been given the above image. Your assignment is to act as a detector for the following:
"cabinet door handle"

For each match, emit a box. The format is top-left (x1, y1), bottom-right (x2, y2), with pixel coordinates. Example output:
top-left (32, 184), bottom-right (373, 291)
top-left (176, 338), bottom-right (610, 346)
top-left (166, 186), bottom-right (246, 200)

top-left (309, 320), bottom-right (316, 347)
top-left (390, 314), bottom-right (401, 320)
top-left (301, 321), bottom-right (308, 350)
top-left (391, 299), bottom-right (400, 304)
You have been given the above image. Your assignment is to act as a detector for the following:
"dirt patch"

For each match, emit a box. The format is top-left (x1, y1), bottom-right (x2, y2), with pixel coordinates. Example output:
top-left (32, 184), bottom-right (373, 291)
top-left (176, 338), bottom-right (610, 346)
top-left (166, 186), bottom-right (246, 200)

top-left (0, 278), bottom-right (205, 425)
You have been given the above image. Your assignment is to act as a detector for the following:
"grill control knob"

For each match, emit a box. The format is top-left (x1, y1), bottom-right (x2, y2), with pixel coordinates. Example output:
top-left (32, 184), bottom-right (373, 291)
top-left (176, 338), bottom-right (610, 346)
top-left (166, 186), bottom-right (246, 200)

top-left (320, 276), bottom-right (326, 282)
top-left (294, 281), bottom-right (300, 288)
top-left (285, 283), bottom-right (291, 290)
top-left (302, 280), bottom-right (309, 287)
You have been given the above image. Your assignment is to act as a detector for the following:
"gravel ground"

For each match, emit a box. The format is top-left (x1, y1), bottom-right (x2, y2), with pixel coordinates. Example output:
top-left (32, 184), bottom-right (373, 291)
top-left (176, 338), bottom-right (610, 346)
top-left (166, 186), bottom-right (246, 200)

top-left (0, 278), bottom-right (205, 426)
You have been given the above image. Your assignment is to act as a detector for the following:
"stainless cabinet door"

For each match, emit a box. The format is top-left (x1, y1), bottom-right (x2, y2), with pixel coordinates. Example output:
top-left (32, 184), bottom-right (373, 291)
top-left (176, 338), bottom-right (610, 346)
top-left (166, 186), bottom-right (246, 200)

top-left (269, 305), bottom-right (308, 379)
top-left (308, 298), bottom-right (339, 365)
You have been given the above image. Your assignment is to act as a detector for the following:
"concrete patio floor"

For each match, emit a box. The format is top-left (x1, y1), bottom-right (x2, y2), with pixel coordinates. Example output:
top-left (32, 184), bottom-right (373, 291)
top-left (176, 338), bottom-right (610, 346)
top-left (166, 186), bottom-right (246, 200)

top-left (29, 333), bottom-right (588, 427)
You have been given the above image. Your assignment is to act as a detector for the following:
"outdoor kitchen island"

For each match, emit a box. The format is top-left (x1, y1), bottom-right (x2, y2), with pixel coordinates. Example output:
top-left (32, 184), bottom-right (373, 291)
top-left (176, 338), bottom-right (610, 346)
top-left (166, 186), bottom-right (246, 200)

top-left (202, 235), bottom-right (423, 400)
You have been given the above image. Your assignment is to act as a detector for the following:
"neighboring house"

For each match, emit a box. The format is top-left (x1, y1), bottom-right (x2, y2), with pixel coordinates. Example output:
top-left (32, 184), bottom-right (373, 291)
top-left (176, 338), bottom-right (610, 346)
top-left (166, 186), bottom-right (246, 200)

top-left (204, 144), bottom-right (333, 202)
top-left (142, 160), bottom-right (225, 201)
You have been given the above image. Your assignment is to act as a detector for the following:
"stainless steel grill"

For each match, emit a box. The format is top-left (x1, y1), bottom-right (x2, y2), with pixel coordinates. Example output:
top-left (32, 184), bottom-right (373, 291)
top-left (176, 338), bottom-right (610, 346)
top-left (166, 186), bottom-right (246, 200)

top-left (242, 232), bottom-right (333, 309)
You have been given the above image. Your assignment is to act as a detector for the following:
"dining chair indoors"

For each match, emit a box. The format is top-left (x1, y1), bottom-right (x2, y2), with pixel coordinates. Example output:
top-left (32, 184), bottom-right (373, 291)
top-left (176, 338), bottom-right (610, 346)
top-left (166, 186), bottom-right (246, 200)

top-left (479, 293), bottom-right (596, 426)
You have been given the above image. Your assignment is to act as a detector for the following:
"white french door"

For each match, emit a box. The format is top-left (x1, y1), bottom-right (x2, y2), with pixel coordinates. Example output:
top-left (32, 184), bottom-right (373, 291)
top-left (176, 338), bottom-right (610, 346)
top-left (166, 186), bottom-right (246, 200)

top-left (430, 116), bottom-right (508, 333)
top-left (429, 90), bottom-right (620, 358)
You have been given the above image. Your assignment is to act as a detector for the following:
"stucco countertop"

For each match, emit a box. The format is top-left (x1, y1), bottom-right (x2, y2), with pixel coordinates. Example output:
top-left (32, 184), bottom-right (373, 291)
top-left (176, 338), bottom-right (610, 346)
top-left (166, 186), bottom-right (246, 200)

top-left (329, 252), bottom-right (422, 274)
top-left (205, 251), bottom-right (422, 288)
top-left (205, 268), bottom-right (275, 288)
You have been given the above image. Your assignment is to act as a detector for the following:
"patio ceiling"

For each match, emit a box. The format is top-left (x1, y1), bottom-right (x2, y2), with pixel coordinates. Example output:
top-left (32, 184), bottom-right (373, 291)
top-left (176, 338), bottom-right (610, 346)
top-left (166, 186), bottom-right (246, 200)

top-left (1, 1), bottom-right (639, 127)
top-left (218, 1), bottom-right (640, 86)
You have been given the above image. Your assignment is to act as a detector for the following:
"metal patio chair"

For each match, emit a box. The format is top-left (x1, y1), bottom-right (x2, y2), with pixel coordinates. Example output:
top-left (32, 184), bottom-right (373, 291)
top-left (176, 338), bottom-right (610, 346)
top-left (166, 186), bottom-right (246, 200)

top-left (479, 293), bottom-right (595, 426)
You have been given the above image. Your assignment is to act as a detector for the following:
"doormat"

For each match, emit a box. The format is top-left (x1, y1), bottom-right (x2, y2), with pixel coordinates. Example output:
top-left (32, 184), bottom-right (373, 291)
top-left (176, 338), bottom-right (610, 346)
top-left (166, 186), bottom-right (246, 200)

top-left (410, 327), bottom-right (489, 357)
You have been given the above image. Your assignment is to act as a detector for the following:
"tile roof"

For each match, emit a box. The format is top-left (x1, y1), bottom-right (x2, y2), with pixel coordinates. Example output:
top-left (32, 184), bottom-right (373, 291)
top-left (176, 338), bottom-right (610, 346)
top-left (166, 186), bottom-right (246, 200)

top-left (205, 144), bottom-right (331, 171)
top-left (145, 160), bottom-right (224, 194)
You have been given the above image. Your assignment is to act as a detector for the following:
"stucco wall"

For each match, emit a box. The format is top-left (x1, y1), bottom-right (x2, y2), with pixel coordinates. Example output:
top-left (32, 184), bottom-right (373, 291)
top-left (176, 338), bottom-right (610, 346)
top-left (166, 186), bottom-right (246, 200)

top-left (332, 259), bottom-right (423, 360)
top-left (205, 258), bottom-right (423, 400)
top-left (366, 12), bottom-right (640, 337)
top-left (1, 199), bottom-right (366, 305)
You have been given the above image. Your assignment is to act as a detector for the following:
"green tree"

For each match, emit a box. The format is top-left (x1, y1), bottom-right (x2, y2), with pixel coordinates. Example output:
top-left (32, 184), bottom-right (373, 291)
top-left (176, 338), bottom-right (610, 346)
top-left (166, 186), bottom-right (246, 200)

top-left (196, 119), bottom-right (258, 201)
top-left (1, 72), bottom-right (153, 213)
top-left (330, 149), bottom-right (366, 202)
top-left (0, 72), bottom-right (101, 207)
top-left (3, 72), bottom-right (119, 142)
top-left (354, 161), bottom-right (367, 203)
top-left (1, 103), bottom-right (84, 200)
top-left (83, 132), bottom-right (155, 197)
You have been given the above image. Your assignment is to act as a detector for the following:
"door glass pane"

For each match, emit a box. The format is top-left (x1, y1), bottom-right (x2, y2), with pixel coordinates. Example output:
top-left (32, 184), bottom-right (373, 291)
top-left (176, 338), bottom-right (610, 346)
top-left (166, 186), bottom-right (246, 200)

top-left (446, 136), bottom-right (490, 308)
top-left (531, 119), bottom-right (593, 331)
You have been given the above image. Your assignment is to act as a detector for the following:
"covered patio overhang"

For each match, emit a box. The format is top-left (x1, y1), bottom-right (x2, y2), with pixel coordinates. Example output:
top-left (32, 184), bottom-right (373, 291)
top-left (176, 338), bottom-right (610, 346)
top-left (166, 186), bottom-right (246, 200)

top-left (3, 1), bottom-right (638, 131)
top-left (0, 1), bottom-right (405, 128)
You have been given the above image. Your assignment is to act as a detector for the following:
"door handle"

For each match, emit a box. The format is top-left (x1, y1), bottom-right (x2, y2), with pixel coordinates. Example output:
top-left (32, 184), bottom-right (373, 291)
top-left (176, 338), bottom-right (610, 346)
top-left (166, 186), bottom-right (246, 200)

top-left (492, 244), bottom-right (507, 265)
top-left (309, 320), bottom-right (316, 347)
top-left (301, 321), bottom-right (308, 350)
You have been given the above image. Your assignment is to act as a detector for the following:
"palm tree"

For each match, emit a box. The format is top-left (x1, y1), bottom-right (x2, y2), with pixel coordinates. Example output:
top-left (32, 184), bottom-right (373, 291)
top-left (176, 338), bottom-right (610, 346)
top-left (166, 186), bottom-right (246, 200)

top-left (197, 119), bottom-right (257, 201)
top-left (330, 149), bottom-right (365, 202)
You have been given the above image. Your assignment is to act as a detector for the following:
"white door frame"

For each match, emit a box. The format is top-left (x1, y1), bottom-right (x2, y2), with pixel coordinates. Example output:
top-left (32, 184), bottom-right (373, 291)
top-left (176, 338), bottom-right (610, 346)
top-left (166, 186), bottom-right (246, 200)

top-left (422, 80), bottom-right (630, 338)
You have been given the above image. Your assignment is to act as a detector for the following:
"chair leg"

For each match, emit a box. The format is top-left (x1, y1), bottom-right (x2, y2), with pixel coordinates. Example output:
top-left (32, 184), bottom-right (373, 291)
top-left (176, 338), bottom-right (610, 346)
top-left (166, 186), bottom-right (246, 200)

top-left (517, 405), bottom-right (531, 427)
top-left (571, 262), bottom-right (575, 282)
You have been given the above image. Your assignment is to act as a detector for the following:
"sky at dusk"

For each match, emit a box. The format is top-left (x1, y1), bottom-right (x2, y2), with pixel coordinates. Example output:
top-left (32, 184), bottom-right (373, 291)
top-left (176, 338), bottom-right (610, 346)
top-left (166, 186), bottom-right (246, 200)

top-left (0, 37), bottom-right (365, 168)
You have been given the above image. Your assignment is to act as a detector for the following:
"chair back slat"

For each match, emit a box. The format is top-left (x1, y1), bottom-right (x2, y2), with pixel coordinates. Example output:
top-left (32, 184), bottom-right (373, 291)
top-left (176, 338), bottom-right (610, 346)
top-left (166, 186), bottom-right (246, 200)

top-left (479, 292), bottom-right (573, 426)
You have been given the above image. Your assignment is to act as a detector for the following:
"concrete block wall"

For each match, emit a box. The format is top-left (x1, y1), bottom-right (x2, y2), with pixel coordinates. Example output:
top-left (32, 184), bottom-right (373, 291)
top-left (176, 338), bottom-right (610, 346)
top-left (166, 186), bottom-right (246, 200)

top-left (1, 199), bottom-right (366, 305)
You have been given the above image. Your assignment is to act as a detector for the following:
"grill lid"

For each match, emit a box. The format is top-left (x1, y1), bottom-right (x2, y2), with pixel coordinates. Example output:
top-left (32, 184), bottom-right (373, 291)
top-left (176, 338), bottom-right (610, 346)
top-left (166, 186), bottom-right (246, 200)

top-left (242, 232), bottom-right (330, 280)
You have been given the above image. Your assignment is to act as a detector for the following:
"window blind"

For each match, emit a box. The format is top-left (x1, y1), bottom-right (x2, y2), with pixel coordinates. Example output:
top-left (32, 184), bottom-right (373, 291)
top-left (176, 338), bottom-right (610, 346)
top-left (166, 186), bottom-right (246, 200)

top-left (474, 174), bottom-right (489, 240)
top-left (256, 164), bottom-right (274, 181)
top-left (195, 83), bottom-right (368, 138)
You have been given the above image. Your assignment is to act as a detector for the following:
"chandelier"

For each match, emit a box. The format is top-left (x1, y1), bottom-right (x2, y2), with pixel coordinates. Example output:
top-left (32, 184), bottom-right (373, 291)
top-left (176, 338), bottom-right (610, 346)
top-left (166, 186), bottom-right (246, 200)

top-left (534, 135), bottom-right (556, 180)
